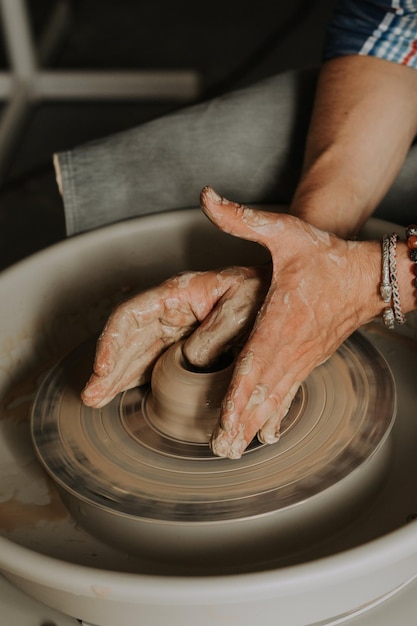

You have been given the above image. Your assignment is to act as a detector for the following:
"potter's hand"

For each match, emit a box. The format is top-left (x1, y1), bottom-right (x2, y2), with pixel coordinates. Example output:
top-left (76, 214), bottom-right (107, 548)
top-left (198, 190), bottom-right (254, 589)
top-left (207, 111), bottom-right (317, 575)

top-left (199, 186), bottom-right (380, 459)
top-left (81, 264), bottom-right (269, 408)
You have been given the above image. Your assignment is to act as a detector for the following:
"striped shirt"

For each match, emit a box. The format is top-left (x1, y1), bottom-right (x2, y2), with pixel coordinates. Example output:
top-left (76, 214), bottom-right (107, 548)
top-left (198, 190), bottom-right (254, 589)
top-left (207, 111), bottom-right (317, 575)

top-left (324, 0), bottom-right (417, 68)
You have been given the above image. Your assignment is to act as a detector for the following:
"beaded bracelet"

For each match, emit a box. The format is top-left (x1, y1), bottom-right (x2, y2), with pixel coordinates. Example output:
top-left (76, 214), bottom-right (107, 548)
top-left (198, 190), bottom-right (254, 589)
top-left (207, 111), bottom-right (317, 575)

top-left (406, 224), bottom-right (417, 295)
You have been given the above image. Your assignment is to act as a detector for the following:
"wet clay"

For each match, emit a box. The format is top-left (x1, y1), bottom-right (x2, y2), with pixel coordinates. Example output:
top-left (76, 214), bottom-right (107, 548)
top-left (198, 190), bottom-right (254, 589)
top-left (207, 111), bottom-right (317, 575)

top-left (144, 340), bottom-right (235, 443)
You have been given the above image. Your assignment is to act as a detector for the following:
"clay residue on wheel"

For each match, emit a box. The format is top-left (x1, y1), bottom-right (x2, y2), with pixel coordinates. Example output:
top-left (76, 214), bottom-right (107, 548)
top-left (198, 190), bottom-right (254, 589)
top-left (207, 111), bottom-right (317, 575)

top-left (0, 479), bottom-right (68, 531)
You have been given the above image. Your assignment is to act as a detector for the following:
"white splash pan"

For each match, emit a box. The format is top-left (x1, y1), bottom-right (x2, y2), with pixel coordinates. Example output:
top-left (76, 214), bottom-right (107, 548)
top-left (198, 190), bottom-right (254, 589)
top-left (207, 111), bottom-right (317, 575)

top-left (1, 208), bottom-right (417, 626)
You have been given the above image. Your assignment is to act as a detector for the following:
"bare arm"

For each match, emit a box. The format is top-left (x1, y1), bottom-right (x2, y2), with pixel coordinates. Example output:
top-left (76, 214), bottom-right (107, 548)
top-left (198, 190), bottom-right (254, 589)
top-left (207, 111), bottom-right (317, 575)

top-left (290, 55), bottom-right (417, 237)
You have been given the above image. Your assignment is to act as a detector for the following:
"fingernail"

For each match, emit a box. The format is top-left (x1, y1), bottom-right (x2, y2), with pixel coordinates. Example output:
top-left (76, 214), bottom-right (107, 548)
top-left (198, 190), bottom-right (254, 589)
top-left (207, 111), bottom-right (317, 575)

top-left (202, 186), bottom-right (223, 204)
top-left (210, 430), bottom-right (232, 457)
top-left (258, 430), bottom-right (280, 445)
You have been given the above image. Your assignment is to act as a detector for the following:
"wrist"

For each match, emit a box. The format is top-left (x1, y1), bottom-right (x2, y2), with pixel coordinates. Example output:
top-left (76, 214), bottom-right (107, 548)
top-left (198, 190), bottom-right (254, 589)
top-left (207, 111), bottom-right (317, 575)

top-left (289, 183), bottom-right (365, 239)
top-left (348, 240), bottom-right (385, 325)
top-left (352, 237), bottom-right (416, 329)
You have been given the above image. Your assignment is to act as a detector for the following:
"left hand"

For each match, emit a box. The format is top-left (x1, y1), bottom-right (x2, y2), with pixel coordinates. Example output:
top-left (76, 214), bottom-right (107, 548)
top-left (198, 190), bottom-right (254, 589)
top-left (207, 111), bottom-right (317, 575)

top-left (199, 187), bottom-right (380, 458)
top-left (81, 263), bottom-right (270, 409)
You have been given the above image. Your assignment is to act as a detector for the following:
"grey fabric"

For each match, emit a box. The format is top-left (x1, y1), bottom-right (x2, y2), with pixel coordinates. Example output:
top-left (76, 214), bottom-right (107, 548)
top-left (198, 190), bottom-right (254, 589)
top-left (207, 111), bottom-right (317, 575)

top-left (57, 66), bottom-right (417, 236)
top-left (57, 69), bottom-right (318, 236)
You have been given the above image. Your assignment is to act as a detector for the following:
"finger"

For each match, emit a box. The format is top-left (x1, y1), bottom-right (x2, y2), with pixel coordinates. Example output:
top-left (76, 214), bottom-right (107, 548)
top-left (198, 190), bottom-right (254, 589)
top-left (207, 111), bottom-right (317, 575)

top-left (211, 322), bottom-right (322, 458)
top-left (211, 365), bottom-right (301, 459)
top-left (92, 294), bottom-right (165, 377)
top-left (82, 336), bottom-right (169, 407)
top-left (211, 387), bottom-right (285, 459)
top-left (200, 186), bottom-right (283, 248)
top-left (257, 382), bottom-right (300, 444)
top-left (82, 302), bottom-right (180, 407)
top-left (183, 269), bottom-right (265, 367)
top-left (83, 278), bottom-right (204, 406)
top-left (183, 298), bottom-right (241, 367)
top-left (257, 411), bottom-right (282, 445)
top-left (210, 288), bottom-right (309, 457)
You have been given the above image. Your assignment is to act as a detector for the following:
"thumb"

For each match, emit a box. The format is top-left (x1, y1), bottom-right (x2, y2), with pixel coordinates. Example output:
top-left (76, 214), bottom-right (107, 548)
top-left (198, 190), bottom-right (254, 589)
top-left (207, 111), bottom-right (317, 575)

top-left (200, 186), bottom-right (283, 249)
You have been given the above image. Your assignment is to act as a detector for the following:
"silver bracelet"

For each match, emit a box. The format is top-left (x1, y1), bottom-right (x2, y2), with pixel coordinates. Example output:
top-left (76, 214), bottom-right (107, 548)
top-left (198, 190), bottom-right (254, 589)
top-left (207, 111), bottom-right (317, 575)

top-left (380, 233), bottom-right (406, 329)
top-left (380, 234), bottom-right (392, 303)
top-left (381, 234), bottom-right (394, 329)
top-left (388, 233), bottom-right (406, 326)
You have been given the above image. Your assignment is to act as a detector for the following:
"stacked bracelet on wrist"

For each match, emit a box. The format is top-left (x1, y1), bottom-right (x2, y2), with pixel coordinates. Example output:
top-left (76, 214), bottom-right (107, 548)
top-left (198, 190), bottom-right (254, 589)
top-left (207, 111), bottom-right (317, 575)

top-left (380, 232), bottom-right (406, 329)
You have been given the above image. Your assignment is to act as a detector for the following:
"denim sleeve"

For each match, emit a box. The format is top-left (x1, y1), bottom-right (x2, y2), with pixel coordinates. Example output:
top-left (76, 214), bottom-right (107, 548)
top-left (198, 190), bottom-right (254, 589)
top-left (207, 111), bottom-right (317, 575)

top-left (323, 0), bottom-right (417, 68)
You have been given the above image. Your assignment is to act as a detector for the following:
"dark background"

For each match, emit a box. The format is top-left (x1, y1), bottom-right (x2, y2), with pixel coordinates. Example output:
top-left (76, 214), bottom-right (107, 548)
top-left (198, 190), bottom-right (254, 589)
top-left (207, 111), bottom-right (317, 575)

top-left (0, 0), bottom-right (335, 269)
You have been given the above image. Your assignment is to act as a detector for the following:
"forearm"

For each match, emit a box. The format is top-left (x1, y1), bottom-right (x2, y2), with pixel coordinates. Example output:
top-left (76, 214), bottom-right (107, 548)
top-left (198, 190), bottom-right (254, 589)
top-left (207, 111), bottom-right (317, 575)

top-left (290, 55), bottom-right (417, 238)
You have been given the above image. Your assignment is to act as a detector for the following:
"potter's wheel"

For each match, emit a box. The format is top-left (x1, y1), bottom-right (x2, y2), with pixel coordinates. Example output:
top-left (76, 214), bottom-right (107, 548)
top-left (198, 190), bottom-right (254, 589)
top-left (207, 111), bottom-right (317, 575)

top-left (31, 329), bottom-right (395, 571)
top-left (2, 209), bottom-right (417, 626)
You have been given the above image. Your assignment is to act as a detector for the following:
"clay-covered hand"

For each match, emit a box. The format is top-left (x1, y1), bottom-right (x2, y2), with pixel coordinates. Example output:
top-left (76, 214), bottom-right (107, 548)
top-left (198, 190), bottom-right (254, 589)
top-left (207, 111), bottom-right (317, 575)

top-left (81, 264), bottom-right (270, 409)
top-left (199, 186), bottom-right (380, 459)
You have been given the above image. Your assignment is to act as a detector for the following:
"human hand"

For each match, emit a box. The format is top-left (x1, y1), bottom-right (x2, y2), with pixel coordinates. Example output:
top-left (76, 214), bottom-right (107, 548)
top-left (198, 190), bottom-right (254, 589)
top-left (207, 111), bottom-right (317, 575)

top-left (82, 185), bottom-right (381, 460)
top-left (81, 263), bottom-right (270, 409)
top-left (198, 186), bottom-right (381, 458)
